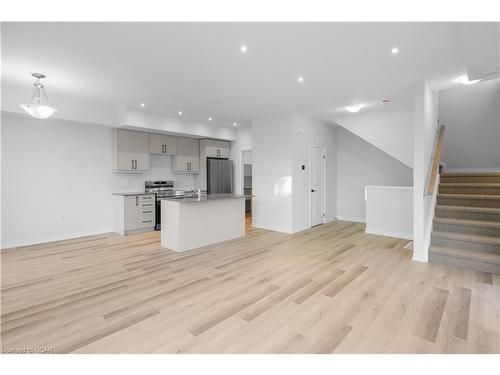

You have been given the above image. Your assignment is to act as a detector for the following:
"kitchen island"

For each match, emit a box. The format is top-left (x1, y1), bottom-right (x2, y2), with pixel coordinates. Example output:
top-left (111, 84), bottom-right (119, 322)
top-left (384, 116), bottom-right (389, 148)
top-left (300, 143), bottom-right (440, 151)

top-left (160, 194), bottom-right (246, 252)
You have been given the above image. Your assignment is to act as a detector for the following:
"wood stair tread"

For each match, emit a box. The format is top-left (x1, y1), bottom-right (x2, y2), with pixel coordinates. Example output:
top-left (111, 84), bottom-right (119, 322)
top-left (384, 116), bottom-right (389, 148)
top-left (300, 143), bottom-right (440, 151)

top-left (432, 231), bottom-right (500, 245)
top-left (436, 205), bottom-right (500, 214)
top-left (434, 217), bottom-right (500, 228)
top-left (430, 246), bottom-right (500, 265)
top-left (438, 194), bottom-right (500, 200)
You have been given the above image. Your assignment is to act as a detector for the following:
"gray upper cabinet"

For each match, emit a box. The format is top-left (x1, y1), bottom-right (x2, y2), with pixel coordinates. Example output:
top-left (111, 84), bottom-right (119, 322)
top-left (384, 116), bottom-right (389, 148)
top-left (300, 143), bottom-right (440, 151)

top-left (203, 139), bottom-right (231, 159)
top-left (112, 129), bottom-right (150, 172)
top-left (197, 139), bottom-right (232, 190)
top-left (171, 137), bottom-right (200, 173)
top-left (149, 134), bottom-right (177, 155)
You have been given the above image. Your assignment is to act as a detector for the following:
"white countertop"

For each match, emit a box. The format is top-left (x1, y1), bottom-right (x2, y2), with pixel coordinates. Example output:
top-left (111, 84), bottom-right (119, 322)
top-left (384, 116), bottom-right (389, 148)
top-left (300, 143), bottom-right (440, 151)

top-left (160, 193), bottom-right (246, 203)
top-left (112, 192), bottom-right (155, 196)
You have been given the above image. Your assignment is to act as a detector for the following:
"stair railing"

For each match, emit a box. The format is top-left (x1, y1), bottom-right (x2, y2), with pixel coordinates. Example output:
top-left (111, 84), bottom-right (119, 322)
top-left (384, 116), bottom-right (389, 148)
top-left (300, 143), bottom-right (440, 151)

top-left (425, 125), bottom-right (446, 195)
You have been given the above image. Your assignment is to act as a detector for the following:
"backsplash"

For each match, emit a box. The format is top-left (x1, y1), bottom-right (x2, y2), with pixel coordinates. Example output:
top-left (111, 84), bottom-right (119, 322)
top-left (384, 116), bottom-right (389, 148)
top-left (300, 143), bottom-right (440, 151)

top-left (111, 154), bottom-right (196, 192)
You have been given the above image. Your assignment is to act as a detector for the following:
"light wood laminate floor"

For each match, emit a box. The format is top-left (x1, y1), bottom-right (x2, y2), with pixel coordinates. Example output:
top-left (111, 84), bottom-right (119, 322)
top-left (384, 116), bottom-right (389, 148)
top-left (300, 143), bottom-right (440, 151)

top-left (1, 221), bottom-right (499, 353)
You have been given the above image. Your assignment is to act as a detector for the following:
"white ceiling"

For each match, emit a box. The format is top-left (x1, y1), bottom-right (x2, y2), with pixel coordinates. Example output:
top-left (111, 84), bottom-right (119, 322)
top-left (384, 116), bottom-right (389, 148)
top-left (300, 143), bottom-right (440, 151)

top-left (1, 22), bottom-right (473, 124)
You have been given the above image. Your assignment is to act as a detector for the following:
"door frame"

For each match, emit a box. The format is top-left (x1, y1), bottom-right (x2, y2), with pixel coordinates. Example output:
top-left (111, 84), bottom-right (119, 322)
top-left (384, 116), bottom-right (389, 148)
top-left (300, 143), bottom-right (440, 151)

top-left (240, 149), bottom-right (252, 194)
top-left (309, 145), bottom-right (327, 228)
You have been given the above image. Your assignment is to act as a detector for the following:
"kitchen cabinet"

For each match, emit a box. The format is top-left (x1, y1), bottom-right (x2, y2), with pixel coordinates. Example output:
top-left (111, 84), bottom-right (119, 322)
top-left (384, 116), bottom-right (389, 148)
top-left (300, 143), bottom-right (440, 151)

top-left (196, 139), bottom-right (232, 190)
top-left (149, 134), bottom-right (177, 155)
top-left (171, 137), bottom-right (200, 173)
top-left (113, 193), bottom-right (155, 235)
top-left (203, 139), bottom-right (231, 159)
top-left (112, 129), bottom-right (150, 172)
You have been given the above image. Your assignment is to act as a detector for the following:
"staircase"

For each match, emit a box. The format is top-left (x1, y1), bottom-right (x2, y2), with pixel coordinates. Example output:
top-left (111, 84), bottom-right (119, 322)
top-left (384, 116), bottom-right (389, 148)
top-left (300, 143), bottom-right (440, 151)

top-left (429, 172), bottom-right (500, 274)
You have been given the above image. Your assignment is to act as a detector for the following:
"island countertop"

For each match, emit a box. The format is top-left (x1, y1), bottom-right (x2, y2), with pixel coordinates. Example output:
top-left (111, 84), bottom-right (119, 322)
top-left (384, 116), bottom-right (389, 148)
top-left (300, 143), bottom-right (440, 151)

top-left (160, 193), bottom-right (247, 203)
top-left (112, 192), bottom-right (155, 196)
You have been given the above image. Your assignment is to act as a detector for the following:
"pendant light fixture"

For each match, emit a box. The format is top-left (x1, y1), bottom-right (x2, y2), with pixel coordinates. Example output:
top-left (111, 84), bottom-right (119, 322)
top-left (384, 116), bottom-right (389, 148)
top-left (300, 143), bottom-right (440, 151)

top-left (20, 73), bottom-right (57, 119)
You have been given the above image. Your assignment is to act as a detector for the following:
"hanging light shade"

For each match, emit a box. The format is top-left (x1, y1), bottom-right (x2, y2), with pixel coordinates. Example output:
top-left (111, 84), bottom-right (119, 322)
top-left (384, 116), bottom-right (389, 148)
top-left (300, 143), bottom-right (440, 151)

top-left (20, 73), bottom-right (57, 119)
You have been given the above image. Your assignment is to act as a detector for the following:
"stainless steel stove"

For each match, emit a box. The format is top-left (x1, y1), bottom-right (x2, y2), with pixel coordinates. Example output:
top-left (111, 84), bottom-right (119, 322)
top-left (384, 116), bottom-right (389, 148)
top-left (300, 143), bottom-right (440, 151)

top-left (145, 181), bottom-right (174, 230)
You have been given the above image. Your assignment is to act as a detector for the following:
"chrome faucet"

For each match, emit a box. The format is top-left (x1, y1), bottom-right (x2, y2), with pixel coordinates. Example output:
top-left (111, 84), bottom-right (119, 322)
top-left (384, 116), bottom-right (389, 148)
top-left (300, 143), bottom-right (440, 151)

top-left (185, 188), bottom-right (201, 199)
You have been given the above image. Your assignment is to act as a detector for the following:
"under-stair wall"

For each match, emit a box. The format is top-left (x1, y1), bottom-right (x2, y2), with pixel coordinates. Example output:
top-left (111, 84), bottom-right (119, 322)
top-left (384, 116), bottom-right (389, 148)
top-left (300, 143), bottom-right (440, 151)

top-left (334, 106), bottom-right (414, 169)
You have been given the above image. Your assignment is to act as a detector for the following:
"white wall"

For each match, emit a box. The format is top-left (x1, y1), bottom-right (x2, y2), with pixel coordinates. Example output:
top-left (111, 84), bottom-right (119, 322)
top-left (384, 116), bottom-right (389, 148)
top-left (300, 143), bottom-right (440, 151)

top-left (336, 127), bottom-right (413, 223)
top-left (231, 125), bottom-right (253, 195)
top-left (119, 107), bottom-right (238, 141)
top-left (413, 82), bottom-right (440, 262)
top-left (291, 115), bottom-right (337, 232)
top-left (334, 106), bottom-right (414, 168)
top-left (252, 115), bottom-right (293, 233)
top-left (365, 186), bottom-right (413, 240)
top-left (439, 78), bottom-right (500, 170)
top-left (1, 113), bottom-right (196, 248)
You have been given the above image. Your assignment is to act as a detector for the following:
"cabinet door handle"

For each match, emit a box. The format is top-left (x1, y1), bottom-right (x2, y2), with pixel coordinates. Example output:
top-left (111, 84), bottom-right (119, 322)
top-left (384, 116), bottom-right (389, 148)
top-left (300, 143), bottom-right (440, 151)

top-left (142, 210), bottom-right (152, 213)
top-left (136, 196), bottom-right (138, 206)
top-left (135, 160), bottom-right (138, 169)
top-left (131, 159), bottom-right (134, 169)
top-left (142, 203), bottom-right (153, 206)
top-left (142, 220), bottom-right (152, 223)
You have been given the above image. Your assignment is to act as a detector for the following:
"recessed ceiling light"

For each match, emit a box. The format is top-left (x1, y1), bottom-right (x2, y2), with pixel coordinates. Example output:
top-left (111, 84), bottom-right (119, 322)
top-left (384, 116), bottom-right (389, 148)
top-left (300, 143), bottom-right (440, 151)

top-left (240, 45), bottom-right (248, 53)
top-left (208, 117), bottom-right (213, 121)
top-left (345, 104), bottom-right (365, 113)
top-left (391, 47), bottom-right (399, 55)
top-left (178, 111), bottom-right (183, 116)
top-left (140, 103), bottom-right (145, 107)
top-left (297, 76), bottom-right (304, 83)
top-left (233, 122), bottom-right (238, 127)
top-left (456, 74), bottom-right (481, 85)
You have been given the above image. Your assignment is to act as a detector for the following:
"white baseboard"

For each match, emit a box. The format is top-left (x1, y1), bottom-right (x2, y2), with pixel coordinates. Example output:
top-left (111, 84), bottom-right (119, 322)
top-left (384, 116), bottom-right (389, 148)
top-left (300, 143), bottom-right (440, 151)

top-left (251, 222), bottom-right (294, 234)
top-left (412, 252), bottom-right (428, 262)
top-left (365, 227), bottom-right (413, 240)
top-left (1, 228), bottom-right (114, 250)
top-left (335, 216), bottom-right (365, 223)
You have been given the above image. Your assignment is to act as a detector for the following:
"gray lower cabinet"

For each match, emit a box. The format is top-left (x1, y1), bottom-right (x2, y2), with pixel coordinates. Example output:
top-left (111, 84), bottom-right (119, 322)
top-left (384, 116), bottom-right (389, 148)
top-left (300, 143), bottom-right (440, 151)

top-left (113, 193), bottom-right (155, 235)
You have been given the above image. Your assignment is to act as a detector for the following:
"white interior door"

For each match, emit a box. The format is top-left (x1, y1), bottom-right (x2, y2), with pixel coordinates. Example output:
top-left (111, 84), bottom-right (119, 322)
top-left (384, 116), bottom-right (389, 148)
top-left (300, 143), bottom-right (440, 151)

top-left (310, 146), bottom-right (325, 227)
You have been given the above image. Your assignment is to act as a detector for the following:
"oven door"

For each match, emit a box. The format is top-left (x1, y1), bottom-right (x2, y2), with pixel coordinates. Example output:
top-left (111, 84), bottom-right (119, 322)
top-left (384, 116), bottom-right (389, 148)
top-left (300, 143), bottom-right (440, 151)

top-left (155, 199), bottom-right (162, 231)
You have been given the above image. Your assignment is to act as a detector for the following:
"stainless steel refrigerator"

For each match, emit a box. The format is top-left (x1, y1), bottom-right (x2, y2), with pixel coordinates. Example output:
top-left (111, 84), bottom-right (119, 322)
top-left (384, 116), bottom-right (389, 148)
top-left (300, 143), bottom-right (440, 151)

top-left (207, 158), bottom-right (233, 194)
